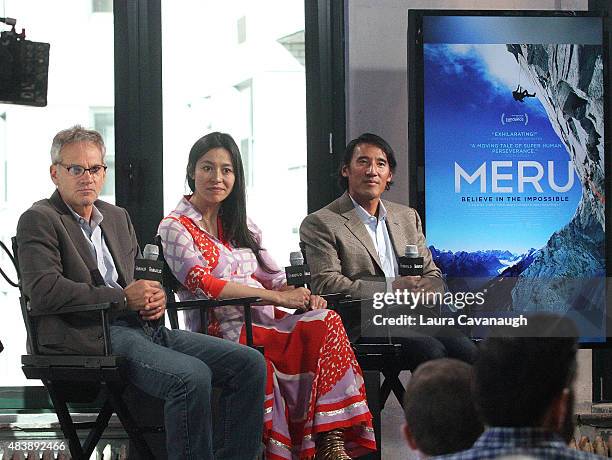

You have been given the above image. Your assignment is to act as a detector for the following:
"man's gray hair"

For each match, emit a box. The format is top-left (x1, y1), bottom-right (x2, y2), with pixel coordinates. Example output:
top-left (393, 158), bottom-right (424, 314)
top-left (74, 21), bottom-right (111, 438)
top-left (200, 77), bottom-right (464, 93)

top-left (50, 125), bottom-right (106, 164)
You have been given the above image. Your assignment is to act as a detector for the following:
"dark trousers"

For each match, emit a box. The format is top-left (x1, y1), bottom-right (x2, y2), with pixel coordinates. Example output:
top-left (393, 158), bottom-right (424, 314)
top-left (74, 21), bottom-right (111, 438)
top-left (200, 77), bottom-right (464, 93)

top-left (356, 332), bottom-right (477, 366)
top-left (341, 300), bottom-right (478, 366)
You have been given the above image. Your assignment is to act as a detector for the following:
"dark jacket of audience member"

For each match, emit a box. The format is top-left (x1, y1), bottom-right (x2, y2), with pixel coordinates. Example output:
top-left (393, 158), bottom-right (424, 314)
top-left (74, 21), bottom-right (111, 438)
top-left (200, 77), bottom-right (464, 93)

top-left (403, 358), bottom-right (483, 456)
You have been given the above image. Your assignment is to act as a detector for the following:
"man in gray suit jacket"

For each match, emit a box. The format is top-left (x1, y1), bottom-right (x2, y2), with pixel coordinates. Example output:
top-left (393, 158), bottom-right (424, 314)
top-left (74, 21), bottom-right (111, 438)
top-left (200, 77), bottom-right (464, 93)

top-left (16, 125), bottom-right (266, 460)
top-left (18, 189), bottom-right (146, 355)
top-left (300, 133), bottom-right (476, 364)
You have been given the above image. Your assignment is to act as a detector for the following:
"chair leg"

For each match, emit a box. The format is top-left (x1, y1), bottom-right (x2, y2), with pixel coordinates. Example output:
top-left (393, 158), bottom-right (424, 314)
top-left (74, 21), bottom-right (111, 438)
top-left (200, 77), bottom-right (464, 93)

top-left (378, 374), bottom-right (393, 410)
top-left (45, 381), bottom-right (85, 460)
top-left (81, 398), bottom-right (114, 458)
top-left (388, 373), bottom-right (406, 407)
top-left (107, 383), bottom-right (156, 459)
top-left (380, 370), bottom-right (405, 408)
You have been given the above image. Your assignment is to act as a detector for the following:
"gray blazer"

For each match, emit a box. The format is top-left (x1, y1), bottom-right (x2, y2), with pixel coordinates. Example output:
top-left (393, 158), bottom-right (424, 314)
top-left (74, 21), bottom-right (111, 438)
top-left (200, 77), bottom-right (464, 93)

top-left (300, 192), bottom-right (442, 300)
top-left (16, 190), bottom-right (138, 354)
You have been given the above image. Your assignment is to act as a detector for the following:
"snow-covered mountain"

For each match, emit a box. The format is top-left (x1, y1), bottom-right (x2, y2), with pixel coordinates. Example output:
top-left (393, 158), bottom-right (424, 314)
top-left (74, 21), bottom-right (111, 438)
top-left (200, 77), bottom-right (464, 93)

top-left (506, 43), bottom-right (605, 312)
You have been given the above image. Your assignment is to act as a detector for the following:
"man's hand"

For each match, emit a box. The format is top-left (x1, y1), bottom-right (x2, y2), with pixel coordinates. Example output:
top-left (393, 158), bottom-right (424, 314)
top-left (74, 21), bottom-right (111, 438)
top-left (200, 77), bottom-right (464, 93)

top-left (139, 287), bottom-right (166, 321)
top-left (392, 275), bottom-right (445, 294)
top-left (124, 280), bottom-right (166, 314)
top-left (307, 295), bottom-right (327, 310)
top-left (277, 287), bottom-right (311, 309)
top-left (391, 275), bottom-right (419, 292)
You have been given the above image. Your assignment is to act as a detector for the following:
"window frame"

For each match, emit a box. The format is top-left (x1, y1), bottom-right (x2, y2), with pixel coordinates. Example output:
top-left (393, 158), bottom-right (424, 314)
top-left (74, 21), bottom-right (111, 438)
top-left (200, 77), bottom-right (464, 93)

top-left (2, 0), bottom-right (336, 410)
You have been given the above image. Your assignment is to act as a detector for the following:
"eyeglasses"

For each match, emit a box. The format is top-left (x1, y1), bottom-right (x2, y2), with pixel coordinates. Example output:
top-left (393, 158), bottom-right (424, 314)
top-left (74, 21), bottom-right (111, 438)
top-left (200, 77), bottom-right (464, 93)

top-left (58, 163), bottom-right (108, 177)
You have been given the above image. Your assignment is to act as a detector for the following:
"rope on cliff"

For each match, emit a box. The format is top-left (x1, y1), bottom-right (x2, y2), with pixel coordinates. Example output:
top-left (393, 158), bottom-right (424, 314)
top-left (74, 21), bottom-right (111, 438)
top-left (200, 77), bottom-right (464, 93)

top-left (513, 62), bottom-right (536, 102)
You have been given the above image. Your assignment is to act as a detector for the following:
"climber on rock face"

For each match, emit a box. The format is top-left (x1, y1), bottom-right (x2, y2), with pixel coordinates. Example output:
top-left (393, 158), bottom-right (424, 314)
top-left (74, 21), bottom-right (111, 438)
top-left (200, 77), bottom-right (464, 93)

top-left (513, 85), bottom-right (536, 102)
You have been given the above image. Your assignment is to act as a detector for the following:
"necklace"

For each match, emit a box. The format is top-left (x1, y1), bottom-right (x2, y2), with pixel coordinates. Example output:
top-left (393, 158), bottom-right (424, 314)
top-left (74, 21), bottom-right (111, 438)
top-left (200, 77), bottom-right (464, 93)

top-left (198, 218), bottom-right (217, 238)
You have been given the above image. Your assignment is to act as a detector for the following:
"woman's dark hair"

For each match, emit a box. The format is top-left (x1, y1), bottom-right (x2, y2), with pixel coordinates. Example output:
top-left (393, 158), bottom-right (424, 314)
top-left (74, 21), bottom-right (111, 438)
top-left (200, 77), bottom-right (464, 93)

top-left (338, 133), bottom-right (397, 191)
top-left (186, 132), bottom-right (277, 273)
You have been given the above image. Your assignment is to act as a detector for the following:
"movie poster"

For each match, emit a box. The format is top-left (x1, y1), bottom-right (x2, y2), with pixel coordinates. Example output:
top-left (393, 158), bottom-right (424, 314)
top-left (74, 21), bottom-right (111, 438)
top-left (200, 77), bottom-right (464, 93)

top-left (422, 16), bottom-right (606, 339)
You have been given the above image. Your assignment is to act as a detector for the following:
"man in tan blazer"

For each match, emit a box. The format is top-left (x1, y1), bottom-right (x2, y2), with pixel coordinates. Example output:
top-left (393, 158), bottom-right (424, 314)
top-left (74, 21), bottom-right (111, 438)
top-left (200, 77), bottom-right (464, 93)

top-left (300, 192), bottom-right (441, 300)
top-left (300, 133), bottom-right (476, 363)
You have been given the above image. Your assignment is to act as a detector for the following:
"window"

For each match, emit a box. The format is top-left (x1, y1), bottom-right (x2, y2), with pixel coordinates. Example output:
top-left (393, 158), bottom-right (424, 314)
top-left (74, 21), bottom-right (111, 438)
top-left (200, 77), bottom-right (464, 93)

top-left (92, 0), bottom-right (113, 14)
top-left (162, 0), bottom-right (307, 264)
top-left (0, 112), bottom-right (6, 203)
top-left (237, 16), bottom-right (247, 44)
top-left (92, 108), bottom-right (115, 200)
top-left (235, 79), bottom-right (253, 186)
top-left (0, 0), bottom-right (114, 386)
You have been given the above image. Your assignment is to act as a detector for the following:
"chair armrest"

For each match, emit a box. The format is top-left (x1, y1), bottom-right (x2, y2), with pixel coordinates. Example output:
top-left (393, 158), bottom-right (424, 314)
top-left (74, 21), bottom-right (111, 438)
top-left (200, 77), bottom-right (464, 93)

top-left (319, 293), bottom-right (351, 308)
top-left (352, 343), bottom-right (402, 356)
top-left (336, 298), bottom-right (373, 309)
top-left (166, 297), bottom-right (261, 311)
top-left (29, 302), bottom-right (116, 317)
top-left (165, 297), bottom-right (261, 349)
top-left (28, 302), bottom-right (115, 356)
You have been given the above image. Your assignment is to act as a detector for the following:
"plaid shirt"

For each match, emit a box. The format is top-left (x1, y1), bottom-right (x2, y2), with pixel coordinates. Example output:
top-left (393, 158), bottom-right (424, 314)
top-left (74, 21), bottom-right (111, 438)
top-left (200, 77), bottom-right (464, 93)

top-left (432, 427), bottom-right (605, 459)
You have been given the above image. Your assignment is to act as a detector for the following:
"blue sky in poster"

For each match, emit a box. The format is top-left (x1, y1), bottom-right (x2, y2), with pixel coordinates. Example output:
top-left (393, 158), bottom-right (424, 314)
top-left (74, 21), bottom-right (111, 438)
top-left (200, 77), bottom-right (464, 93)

top-left (424, 44), bottom-right (582, 254)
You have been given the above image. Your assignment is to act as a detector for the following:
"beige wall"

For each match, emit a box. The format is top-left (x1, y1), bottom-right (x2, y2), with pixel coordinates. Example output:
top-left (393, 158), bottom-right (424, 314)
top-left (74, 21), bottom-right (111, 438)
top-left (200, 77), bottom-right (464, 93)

top-left (345, 0), bottom-right (588, 204)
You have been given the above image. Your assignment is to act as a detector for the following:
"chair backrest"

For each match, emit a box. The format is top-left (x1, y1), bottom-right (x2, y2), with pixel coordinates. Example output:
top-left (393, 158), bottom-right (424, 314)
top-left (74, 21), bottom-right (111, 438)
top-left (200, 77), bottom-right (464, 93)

top-left (154, 235), bottom-right (182, 329)
top-left (154, 235), bottom-right (183, 295)
top-left (11, 236), bottom-right (39, 354)
top-left (299, 241), bottom-right (308, 264)
top-left (155, 235), bottom-right (215, 332)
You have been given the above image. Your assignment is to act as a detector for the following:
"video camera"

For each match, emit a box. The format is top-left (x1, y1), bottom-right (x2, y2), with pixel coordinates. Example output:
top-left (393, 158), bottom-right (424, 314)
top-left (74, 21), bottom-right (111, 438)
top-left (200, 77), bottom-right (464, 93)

top-left (0, 17), bottom-right (49, 107)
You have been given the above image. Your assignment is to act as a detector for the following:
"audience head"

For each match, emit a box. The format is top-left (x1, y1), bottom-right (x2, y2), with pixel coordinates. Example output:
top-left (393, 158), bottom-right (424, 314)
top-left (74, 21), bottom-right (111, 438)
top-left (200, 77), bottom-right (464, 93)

top-left (339, 133), bottom-right (397, 192)
top-left (403, 358), bottom-right (483, 456)
top-left (473, 314), bottom-right (578, 442)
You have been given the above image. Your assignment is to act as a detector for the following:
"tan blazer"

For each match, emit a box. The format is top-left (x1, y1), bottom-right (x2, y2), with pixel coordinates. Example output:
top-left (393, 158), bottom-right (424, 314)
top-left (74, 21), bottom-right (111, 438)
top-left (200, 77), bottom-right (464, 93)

top-left (300, 192), bottom-right (441, 300)
top-left (16, 190), bottom-right (139, 354)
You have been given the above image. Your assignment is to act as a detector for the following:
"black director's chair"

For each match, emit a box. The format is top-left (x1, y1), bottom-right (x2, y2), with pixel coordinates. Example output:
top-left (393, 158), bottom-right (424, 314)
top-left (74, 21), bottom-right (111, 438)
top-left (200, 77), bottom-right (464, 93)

top-left (13, 236), bottom-right (156, 460)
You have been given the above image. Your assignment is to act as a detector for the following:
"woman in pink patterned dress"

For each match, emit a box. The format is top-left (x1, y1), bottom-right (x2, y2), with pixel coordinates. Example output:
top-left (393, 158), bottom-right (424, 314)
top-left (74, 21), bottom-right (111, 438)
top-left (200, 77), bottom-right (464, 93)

top-left (158, 132), bottom-right (375, 460)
